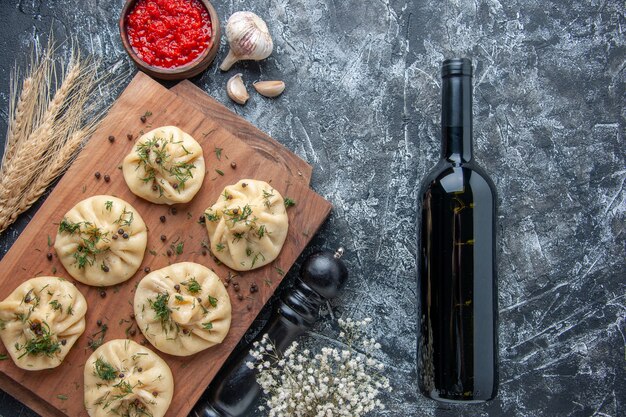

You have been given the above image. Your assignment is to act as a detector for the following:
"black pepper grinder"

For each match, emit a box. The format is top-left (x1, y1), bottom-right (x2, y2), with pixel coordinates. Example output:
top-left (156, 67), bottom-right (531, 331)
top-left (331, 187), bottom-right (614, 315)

top-left (191, 248), bottom-right (348, 417)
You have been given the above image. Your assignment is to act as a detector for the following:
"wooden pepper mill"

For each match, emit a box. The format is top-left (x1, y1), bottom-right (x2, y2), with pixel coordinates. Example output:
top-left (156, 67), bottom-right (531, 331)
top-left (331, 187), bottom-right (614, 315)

top-left (191, 248), bottom-right (348, 417)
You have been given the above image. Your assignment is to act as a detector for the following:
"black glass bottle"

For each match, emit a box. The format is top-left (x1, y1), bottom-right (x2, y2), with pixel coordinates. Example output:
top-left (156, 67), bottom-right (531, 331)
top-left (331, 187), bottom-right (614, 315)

top-left (417, 58), bottom-right (498, 402)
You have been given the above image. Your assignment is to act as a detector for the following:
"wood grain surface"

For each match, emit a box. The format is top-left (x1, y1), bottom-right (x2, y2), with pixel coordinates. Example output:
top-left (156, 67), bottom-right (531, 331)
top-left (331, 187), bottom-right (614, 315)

top-left (0, 72), bottom-right (331, 417)
top-left (170, 80), bottom-right (313, 184)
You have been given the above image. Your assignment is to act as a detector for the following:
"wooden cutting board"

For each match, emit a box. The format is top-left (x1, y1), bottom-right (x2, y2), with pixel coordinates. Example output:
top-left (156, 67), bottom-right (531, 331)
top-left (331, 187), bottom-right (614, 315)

top-left (0, 72), bottom-right (331, 417)
top-left (170, 80), bottom-right (313, 185)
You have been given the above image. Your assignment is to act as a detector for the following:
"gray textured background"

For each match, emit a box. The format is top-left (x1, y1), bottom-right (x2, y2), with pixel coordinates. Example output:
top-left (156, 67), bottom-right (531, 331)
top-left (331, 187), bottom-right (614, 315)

top-left (0, 0), bottom-right (624, 416)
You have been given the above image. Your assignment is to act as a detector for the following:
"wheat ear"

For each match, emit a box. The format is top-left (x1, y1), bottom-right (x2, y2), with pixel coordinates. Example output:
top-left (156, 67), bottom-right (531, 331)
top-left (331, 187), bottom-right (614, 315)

top-left (0, 40), bottom-right (108, 235)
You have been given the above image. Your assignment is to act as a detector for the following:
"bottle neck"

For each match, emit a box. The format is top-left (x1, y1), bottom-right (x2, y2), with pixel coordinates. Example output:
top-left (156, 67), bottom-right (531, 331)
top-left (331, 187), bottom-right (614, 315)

top-left (441, 73), bottom-right (473, 163)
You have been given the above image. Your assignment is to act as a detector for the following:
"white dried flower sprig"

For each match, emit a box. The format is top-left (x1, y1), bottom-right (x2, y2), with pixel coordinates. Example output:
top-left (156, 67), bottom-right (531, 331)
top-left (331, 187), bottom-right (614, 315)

top-left (248, 317), bottom-right (391, 417)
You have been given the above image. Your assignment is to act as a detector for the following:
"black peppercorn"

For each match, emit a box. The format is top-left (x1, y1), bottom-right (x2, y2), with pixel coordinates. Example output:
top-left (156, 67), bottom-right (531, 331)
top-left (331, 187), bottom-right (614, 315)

top-left (97, 319), bottom-right (102, 327)
top-left (104, 174), bottom-right (110, 182)
top-left (233, 208), bottom-right (239, 215)
top-left (129, 329), bottom-right (136, 336)
top-left (155, 157), bottom-right (162, 164)
top-left (160, 216), bottom-right (166, 223)
top-left (102, 265), bottom-right (110, 272)
top-left (160, 235), bottom-right (166, 241)
top-left (144, 267), bottom-right (150, 273)
top-left (171, 207), bottom-right (177, 215)
top-left (154, 143), bottom-right (159, 148)
top-left (119, 373), bottom-right (125, 378)
top-left (118, 228), bottom-right (124, 235)
top-left (230, 161), bottom-right (237, 169)
top-left (152, 184), bottom-right (158, 191)
top-left (95, 172), bottom-right (101, 179)
top-left (108, 135), bottom-right (115, 143)
top-left (198, 216), bottom-right (205, 223)
top-left (152, 391), bottom-right (158, 397)
top-left (172, 183), bottom-right (178, 189)
top-left (123, 233), bottom-right (129, 239)
top-left (112, 234), bottom-right (118, 240)
top-left (166, 249), bottom-right (173, 256)
top-left (130, 313), bottom-right (135, 319)
top-left (241, 182), bottom-right (247, 188)
top-left (99, 290), bottom-right (106, 298)
top-left (127, 133), bottom-right (133, 140)
top-left (174, 284), bottom-right (180, 291)
top-left (137, 367), bottom-right (142, 372)
top-left (201, 249), bottom-right (207, 256)
top-left (140, 115), bottom-right (147, 123)
top-left (237, 293), bottom-right (244, 300)
top-left (197, 297), bottom-right (203, 302)
top-left (61, 339), bottom-right (67, 346)
top-left (46, 252), bottom-right (53, 261)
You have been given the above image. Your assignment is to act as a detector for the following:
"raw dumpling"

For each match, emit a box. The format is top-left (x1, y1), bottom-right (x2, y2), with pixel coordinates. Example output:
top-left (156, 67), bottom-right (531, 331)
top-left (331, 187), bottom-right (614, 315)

top-left (122, 126), bottom-right (205, 205)
top-left (204, 179), bottom-right (289, 271)
top-left (0, 277), bottom-right (87, 370)
top-left (84, 339), bottom-right (174, 417)
top-left (54, 195), bottom-right (147, 286)
top-left (134, 262), bottom-right (231, 356)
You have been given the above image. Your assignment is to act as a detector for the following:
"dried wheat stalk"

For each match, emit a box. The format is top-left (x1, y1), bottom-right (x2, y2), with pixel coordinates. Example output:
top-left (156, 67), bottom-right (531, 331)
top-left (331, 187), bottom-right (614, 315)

top-left (0, 37), bottom-right (108, 234)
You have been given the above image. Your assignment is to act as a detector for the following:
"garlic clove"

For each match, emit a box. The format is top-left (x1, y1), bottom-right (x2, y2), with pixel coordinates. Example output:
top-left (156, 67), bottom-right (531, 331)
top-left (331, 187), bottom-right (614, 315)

top-left (220, 11), bottom-right (274, 71)
top-left (226, 73), bottom-right (250, 105)
top-left (253, 81), bottom-right (285, 98)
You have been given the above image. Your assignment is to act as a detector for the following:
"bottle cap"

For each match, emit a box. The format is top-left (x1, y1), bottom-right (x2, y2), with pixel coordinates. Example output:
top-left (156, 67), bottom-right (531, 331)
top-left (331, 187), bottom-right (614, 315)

top-left (441, 58), bottom-right (472, 77)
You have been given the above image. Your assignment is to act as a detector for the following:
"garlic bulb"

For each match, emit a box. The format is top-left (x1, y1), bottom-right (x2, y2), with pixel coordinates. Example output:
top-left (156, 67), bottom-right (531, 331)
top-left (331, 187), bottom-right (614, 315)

top-left (226, 73), bottom-right (249, 105)
top-left (253, 81), bottom-right (285, 98)
top-left (220, 12), bottom-right (273, 71)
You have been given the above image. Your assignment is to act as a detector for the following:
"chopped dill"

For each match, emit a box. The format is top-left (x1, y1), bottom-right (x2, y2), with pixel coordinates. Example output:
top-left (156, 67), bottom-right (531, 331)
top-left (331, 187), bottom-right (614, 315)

top-left (148, 293), bottom-right (177, 333)
top-left (58, 218), bottom-right (82, 234)
top-left (88, 323), bottom-right (108, 351)
top-left (262, 189), bottom-right (275, 208)
top-left (251, 252), bottom-right (266, 268)
top-left (16, 321), bottom-right (60, 359)
top-left (112, 380), bottom-right (134, 400)
top-left (115, 207), bottom-right (134, 227)
top-left (73, 223), bottom-right (110, 269)
top-left (49, 300), bottom-right (62, 311)
top-left (182, 277), bottom-right (201, 294)
top-left (208, 296), bottom-right (218, 307)
top-left (223, 205), bottom-right (253, 225)
top-left (205, 211), bottom-right (220, 222)
top-left (175, 242), bottom-right (184, 255)
top-left (94, 357), bottom-right (117, 381)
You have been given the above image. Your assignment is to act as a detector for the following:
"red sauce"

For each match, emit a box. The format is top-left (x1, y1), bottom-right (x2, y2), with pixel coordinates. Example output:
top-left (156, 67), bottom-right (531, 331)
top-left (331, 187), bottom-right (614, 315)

top-left (126, 0), bottom-right (212, 69)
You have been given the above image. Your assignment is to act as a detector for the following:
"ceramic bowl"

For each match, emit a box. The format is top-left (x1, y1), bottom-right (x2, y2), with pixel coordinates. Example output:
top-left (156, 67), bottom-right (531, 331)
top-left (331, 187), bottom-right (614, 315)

top-left (119, 0), bottom-right (220, 80)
